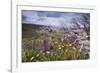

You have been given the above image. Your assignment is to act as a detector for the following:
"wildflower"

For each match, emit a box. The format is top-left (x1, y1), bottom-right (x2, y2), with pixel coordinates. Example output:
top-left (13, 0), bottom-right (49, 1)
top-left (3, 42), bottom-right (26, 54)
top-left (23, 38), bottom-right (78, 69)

top-left (58, 47), bottom-right (61, 50)
top-left (69, 33), bottom-right (77, 44)
top-left (30, 57), bottom-right (35, 61)
top-left (69, 44), bottom-right (72, 47)
top-left (43, 40), bottom-right (49, 52)
top-left (65, 49), bottom-right (68, 52)
top-left (46, 51), bottom-right (50, 54)
top-left (36, 54), bottom-right (40, 57)
top-left (62, 45), bottom-right (64, 47)
top-left (73, 47), bottom-right (76, 50)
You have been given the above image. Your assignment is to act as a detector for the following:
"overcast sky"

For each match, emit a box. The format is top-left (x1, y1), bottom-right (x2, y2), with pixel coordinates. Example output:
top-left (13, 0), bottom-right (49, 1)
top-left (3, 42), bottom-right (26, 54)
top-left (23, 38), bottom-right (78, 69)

top-left (22, 10), bottom-right (89, 27)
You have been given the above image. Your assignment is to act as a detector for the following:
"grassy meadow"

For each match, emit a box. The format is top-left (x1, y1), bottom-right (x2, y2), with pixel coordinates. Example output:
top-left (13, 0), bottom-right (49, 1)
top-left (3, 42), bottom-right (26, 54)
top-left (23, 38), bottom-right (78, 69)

top-left (22, 23), bottom-right (90, 62)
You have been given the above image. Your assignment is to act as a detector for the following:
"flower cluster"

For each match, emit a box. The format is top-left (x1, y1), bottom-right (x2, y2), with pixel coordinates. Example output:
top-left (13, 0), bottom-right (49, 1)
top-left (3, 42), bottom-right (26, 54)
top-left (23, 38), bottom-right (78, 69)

top-left (22, 29), bottom-right (89, 62)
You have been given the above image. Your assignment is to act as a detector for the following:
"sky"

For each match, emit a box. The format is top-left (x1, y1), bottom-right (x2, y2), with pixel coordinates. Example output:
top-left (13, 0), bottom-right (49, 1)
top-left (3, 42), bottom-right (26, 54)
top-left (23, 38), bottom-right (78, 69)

top-left (22, 10), bottom-right (89, 27)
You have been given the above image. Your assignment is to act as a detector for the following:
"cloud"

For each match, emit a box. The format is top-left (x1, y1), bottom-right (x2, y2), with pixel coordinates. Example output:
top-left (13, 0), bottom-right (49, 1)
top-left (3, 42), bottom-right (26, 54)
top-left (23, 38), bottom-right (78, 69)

top-left (22, 10), bottom-right (89, 27)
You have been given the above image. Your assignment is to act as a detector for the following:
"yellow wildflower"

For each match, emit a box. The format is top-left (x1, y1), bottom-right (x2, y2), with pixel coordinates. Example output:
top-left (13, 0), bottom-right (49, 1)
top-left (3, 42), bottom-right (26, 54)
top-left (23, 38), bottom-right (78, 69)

top-left (36, 54), bottom-right (40, 57)
top-left (69, 44), bottom-right (72, 47)
top-left (73, 47), bottom-right (76, 50)
top-left (58, 47), bottom-right (61, 50)
top-left (30, 57), bottom-right (35, 61)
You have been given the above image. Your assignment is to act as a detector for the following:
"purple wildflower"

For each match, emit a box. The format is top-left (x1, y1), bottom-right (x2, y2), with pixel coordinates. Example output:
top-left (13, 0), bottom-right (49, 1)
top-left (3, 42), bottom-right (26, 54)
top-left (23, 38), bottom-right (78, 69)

top-left (70, 34), bottom-right (77, 43)
top-left (43, 40), bottom-right (49, 52)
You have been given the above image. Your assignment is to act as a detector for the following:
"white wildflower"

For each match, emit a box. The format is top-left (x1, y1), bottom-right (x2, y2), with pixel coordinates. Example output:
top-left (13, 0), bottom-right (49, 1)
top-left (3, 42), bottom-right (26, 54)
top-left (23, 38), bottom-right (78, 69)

top-left (46, 51), bottom-right (50, 54)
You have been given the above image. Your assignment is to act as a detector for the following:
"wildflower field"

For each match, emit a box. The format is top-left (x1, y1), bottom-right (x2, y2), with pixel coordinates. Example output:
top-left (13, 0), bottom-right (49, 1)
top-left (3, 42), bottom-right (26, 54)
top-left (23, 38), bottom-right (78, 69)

top-left (22, 24), bottom-right (90, 62)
